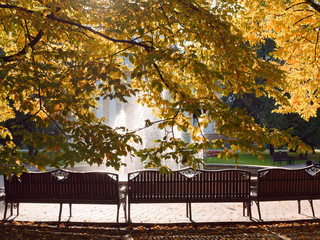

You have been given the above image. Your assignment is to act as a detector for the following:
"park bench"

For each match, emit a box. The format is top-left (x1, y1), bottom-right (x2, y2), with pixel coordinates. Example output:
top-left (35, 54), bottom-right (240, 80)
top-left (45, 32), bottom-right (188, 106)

top-left (3, 169), bottom-right (122, 222)
top-left (127, 168), bottom-right (251, 222)
top-left (203, 150), bottom-right (219, 158)
top-left (252, 165), bottom-right (320, 220)
top-left (272, 151), bottom-right (294, 165)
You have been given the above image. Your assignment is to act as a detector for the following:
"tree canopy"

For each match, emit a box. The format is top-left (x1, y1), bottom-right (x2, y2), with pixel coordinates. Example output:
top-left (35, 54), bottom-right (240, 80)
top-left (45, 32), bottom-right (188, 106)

top-left (0, 0), bottom-right (311, 175)
top-left (237, 0), bottom-right (320, 120)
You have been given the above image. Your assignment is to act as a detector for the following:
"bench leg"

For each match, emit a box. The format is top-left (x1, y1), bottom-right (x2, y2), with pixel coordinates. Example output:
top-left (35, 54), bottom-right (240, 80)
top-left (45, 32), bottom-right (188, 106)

top-left (116, 203), bottom-right (120, 223)
top-left (128, 203), bottom-right (131, 223)
top-left (243, 202), bottom-right (245, 216)
top-left (186, 202), bottom-right (189, 218)
top-left (248, 201), bottom-right (252, 219)
top-left (3, 202), bottom-right (8, 220)
top-left (309, 200), bottom-right (315, 218)
top-left (17, 203), bottom-right (19, 216)
top-left (5, 202), bottom-right (19, 218)
top-left (3, 202), bottom-right (16, 219)
top-left (10, 203), bottom-right (13, 216)
top-left (123, 202), bottom-right (127, 223)
top-left (187, 203), bottom-right (192, 222)
top-left (59, 203), bottom-right (63, 222)
top-left (298, 200), bottom-right (301, 214)
top-left (255, 201), bottom-right (262, 221)
top-left (69, 203), bottom-right (72, 217)
top-left (243, 202), bottom-right (252, 219)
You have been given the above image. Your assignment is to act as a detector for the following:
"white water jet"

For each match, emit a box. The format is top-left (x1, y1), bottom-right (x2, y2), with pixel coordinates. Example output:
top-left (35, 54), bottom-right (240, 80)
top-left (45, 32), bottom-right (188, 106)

top-left (86, 90), bottom-right (215, 181)
top-left (90, 77), bottom-right (212, 179)
top-left (100, 93), bottom-right (183, 180)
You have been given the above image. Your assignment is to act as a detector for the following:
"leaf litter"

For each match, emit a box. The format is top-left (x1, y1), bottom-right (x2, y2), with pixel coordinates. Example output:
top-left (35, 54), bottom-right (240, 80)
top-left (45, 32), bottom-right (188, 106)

top-left (1, 221), bottom-right (320, 239)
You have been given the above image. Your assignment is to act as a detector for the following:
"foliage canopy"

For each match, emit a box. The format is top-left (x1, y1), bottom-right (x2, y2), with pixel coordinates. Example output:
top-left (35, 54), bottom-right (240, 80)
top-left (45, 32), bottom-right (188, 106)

top-left (0, 0), bottom-right (311, 175)
top-left (238, 0), bottom-right (320, 120)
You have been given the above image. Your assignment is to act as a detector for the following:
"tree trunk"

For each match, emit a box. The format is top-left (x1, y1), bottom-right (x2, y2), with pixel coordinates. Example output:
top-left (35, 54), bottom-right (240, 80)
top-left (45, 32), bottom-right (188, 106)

top-left (312, 146), bottom-right (316, 154)
top-left (28, 146), bottom-right (34, 157)
top-left (269, 144), bottom-right (274, 155)
top-left (300, 151), bottom-right (309, 160)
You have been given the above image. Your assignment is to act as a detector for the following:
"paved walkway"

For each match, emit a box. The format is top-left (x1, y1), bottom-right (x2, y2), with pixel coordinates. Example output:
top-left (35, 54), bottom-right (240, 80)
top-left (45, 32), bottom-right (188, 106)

top-left (0, 198), bottom-right (319, 224)
top-left (1, 163), bottom-right (319, 224)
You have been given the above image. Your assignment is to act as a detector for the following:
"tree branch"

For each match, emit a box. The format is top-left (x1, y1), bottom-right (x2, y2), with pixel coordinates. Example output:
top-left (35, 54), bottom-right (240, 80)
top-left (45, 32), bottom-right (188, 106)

top-left (44, 14), bottom-right (153, 51)
top-left (305, 0), bottom-right (320, 13)
top-left (286, 1), bottom-right (309, 11)
top-left (312, 30), bottom-right (320, 63)
top-left (1, 3), bottom-right (174, 94)
top-left (177, 0), bottom-right (201, 13)
top-left (0, 3), bottom-right (154, 60)
top-left (127, 108), bottom-right (182, 135)
top-left (301, 36), bottom-right (315, 44)
top-left (152, 63), bottom-right (170, 89)
top-left (160, 5), bottom-right (172, 28)
top-left (293, 14), bottom-right (315, 26)
top-left (0, 4), bottom-right (34, 13)
top-left (41, 109), bottom-right (70, 140)
top-left (0, 30), bottom-right (44, 63)
top-left (11, 109), bottom-right (42, 126)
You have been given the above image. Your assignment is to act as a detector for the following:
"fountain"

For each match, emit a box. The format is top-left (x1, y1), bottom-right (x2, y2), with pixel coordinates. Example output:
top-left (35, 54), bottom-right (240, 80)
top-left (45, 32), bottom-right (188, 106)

top-left (87, 59), bottom-right (214, 179)
top-left (86, 82), bottom-right (218, 180)
top-left (99, 93), bottom-right (183, 180)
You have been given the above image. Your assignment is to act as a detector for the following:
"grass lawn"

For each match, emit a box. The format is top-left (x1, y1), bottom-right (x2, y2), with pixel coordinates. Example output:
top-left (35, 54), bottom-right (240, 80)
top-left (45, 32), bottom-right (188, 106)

top-left (18, 149), bottom-right (55, 159)
top-left (18, 149), bottom-right (318, 168)
top-left (204, 151), bottom-right (319, 166)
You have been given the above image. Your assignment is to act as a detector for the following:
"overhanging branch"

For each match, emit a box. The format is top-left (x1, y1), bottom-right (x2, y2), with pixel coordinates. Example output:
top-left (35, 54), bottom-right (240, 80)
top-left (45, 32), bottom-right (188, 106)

top-left (0, 30), bottom-right (44, 63)
top-left (305, 0), bottom-right (320, 13)
top-left (1, 3), bottom-right (174, 92)
top-left (0, 3), bottom-right (153, 61)
top-left (45, 14), bottom-right (153, 51)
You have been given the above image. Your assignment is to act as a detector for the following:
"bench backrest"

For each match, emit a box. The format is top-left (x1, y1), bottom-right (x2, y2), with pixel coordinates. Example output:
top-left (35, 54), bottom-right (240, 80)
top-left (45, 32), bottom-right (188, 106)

top-left (128, 168), bottom-right (251, 203)
top-left (272, 152), bottom-right (289, 159)
top-left (257, 166), bottom-right (320, 200)
top-left (4, 169), bottom-right (119, 204)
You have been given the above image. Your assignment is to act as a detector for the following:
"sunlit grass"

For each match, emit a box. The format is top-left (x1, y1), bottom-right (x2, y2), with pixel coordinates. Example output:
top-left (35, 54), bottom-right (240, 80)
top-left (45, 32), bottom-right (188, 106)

top-left (204, 151), bottom-right (318, 166)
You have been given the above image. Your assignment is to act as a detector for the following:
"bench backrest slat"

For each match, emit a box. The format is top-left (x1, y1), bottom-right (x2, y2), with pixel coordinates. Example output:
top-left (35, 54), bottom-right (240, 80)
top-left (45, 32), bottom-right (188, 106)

top-left (128, 168), bottom-right (251, 203)
top-left (4, 170), bottom-right (119, 203)
top-left (257, 166), bottom-right (320, 200)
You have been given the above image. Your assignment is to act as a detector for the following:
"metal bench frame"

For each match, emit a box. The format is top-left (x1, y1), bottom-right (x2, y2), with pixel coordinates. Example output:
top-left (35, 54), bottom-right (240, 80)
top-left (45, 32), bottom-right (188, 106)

top-left (3, 169), bottom-right (122, 222)
top-left (127, 168), bottom-right (251, 222)
top-left (252, 166), bottom-right (320, 220)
